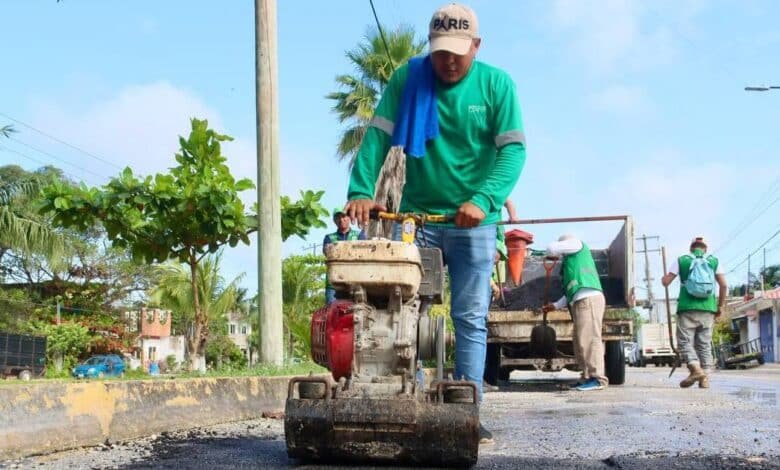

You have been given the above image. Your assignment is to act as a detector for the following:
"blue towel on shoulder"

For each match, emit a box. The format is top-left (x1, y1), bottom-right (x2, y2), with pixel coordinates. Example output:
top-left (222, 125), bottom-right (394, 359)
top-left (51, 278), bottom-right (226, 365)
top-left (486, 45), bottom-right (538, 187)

top-left (391, 55), bottom-right (439, 158)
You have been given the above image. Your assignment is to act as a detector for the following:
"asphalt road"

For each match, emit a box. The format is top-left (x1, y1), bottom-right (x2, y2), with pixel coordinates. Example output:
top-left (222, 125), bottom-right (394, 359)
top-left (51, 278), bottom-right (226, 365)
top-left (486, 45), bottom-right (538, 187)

top-left (7, 365), bottom-right (780, 469)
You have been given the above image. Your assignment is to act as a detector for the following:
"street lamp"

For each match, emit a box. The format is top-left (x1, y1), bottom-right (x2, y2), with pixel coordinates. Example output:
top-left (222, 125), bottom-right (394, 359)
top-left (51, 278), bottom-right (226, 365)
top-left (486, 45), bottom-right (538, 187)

top-left (745, 85), bottom-right (780, 91)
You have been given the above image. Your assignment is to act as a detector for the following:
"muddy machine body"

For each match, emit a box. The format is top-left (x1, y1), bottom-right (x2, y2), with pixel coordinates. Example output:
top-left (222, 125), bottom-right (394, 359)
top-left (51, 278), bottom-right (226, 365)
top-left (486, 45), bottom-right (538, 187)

top-left (284, 215), bottom-right (480, 466)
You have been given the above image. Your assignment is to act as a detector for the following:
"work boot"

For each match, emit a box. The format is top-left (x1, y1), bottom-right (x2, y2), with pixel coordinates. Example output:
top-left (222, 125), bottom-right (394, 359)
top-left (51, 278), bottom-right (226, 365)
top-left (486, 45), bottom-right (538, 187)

top-left (679, 363), bottom-right (706, 388)
top-left (699, 373), bottom-right (710, 389)
top-left (479, 423), bottom-right (494, 445)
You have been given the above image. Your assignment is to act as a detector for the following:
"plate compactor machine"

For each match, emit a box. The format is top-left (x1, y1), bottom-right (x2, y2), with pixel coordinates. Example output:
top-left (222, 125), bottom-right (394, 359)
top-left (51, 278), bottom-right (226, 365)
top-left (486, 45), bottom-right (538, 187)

top-left (284, 213), bottom-right (480, 467)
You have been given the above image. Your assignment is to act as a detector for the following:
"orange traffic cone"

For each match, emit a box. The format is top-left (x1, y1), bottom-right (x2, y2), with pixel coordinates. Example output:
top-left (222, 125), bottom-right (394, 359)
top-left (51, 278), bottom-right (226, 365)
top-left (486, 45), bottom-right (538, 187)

top-left (505, 229), bottom-right (534, 285)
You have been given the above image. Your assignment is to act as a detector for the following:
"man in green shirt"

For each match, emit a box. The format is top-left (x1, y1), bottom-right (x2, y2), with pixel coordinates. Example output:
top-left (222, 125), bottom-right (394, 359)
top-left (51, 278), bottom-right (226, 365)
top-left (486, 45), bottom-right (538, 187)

top-left (345, 3), bottom-right (526, 445)
top-left (662, 236), bottom-right (727, 388)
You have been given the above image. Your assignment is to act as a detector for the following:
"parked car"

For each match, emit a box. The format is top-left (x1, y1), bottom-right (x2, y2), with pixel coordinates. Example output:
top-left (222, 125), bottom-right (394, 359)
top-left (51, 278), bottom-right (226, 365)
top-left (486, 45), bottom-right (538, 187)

top-left (1, 331), bottom-right (47, 380)
top-left (72, 354), bottom-right (126, 379)
top-left (623, 341), bottom-right (639, 366)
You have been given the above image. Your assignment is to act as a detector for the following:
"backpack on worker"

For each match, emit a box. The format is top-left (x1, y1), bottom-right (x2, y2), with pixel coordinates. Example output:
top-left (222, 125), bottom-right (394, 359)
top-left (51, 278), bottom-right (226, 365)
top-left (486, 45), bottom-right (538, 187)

top-left (684, 253), bottom-right (716, 298)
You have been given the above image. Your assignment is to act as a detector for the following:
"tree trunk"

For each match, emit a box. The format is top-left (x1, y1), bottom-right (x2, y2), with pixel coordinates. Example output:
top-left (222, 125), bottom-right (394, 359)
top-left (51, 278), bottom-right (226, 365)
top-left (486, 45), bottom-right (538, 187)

top-left (372, 147), bottom-right (406, 238)
top-left (187, 254), bottom-right (206, 372)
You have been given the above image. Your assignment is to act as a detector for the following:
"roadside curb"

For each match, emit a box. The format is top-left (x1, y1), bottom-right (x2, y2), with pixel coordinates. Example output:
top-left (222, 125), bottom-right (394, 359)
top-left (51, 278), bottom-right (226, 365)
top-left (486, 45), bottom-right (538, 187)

top-left (0, 374), bottom-right (323, 459)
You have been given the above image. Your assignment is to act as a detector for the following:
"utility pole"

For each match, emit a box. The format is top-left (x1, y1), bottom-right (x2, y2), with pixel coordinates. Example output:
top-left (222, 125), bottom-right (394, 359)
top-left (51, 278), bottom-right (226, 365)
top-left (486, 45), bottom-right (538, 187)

top-left (747, 254), bottom-right (751, 297)
top-left (56, 297), bottom-right (61, 325)
top-left (303, 243), bottom-right (322, 256)
top-left (636, 235), bottom-right (660, 322)
top-left (763, 247), bottom-right (767, 291)
top-left (256, 0), bottom-right (283, 365)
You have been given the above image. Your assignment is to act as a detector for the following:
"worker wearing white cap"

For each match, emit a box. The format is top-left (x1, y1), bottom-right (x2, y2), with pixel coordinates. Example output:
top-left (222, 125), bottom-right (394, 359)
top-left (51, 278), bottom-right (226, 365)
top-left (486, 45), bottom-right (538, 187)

top-left (544, 234), bottom-right (607, 391)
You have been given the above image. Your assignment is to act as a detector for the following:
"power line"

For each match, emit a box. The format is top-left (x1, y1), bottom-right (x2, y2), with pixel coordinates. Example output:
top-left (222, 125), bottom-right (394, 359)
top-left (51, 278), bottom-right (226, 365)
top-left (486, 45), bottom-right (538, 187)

top-left (0, 110), bottom-right (123, 171)
top-left (0, 144), bottom-right (100, 186)
top-left (725, 228), bottom-right (780, 275)
top-left (9, 136), bottom-right (110, 180)
top-left (369, 0), bottom-right (396, 71)
top-left (713, 175), bottom-right (780, 255)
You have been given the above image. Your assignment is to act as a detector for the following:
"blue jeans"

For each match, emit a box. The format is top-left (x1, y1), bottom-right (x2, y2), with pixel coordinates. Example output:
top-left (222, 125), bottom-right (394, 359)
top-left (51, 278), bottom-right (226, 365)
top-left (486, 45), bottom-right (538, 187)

top-left (325, 287), bottom-right (336, 305)
top-left (394, 223), bottom-right (496, 400)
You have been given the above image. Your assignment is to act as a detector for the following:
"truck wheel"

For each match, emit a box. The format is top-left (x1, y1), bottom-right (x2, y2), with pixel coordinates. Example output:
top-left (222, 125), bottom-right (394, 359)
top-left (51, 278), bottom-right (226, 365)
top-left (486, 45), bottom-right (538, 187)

top-left (483, 344), bottom-right (501, 386)
top-left (18, 370), bottom-right (32, 381)
top-left (604, 340), bottom-right (625, 385)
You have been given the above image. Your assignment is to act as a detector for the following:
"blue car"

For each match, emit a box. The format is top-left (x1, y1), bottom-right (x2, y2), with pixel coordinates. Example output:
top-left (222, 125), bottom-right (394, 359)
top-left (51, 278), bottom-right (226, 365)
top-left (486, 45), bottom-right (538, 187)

top-left (72, 354), bottom-right (126, 379)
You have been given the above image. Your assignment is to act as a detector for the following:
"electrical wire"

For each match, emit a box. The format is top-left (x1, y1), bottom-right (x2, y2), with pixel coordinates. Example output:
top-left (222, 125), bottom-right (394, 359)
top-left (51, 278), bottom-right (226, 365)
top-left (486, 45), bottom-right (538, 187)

top-left (0, 110), bottom-right (123, 171)
top-left (725, 228), bottom-right (780, 275)
top-left (9, 136), bottom-right (110, 180)
top-left (713, 175), bottom-right (780, 255)
top-left (369, 0), bottom-right (396, 71)
top-left (0, 144), bottom-right (99, 186)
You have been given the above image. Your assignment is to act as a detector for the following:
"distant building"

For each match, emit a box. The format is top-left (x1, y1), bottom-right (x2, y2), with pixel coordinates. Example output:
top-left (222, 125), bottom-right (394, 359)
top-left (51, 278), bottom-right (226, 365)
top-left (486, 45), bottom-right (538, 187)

top-left (125, 308), bottom-right (186, 370)
top-left (227, 311), bottom-right (254, 365)
top-left (728, 288), bottom-right (780, 363)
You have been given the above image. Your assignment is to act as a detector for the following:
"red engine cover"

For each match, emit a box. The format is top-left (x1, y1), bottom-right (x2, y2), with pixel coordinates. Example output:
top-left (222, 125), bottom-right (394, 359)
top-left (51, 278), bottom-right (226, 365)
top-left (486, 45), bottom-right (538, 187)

top-left (310, 300), bottom-right (354, 380)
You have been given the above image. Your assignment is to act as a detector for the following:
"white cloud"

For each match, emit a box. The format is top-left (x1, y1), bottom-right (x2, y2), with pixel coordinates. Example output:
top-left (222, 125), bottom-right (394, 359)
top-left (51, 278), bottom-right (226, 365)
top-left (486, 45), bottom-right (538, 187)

top-left (28, 81), bottom-right (226, 178)
top-left (550, 0), bottom-right (703, 74)
top-left (587, 85), bottom-right (652, 116)
top-left (596, 151), bottom-right (732, 255)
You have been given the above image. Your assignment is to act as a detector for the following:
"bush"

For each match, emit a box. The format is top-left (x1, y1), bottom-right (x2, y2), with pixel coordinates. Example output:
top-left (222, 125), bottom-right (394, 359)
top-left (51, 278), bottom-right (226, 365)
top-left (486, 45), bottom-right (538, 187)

top-left (165, 354), bottom-right (178, 372)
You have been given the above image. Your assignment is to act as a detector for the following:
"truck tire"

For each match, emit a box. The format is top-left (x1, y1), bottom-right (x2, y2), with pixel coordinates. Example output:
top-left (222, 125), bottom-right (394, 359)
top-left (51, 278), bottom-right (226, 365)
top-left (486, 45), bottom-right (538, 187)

top-left (484, 344), bottom-right (501, 386)
top-left (604, 340), bottom-right (625, 385)
top-left (18, 370), bottom-right (32, 381)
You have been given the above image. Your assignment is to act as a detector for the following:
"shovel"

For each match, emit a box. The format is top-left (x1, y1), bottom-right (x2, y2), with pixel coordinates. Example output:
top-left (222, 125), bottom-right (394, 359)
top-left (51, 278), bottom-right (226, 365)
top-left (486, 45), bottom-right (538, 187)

top-left (531, 256), bottom-right (558, 358)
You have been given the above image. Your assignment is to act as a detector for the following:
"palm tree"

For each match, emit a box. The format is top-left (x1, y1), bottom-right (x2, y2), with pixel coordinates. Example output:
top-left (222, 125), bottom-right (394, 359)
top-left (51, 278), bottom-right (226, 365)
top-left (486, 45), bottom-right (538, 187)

top-left (0, 176), bottom-right (64, 261)
top-left (281, 255), bottom-right (325, 359)
top-left (327, 26), bottom-right (425, 237)
top-left (150, 253), bottom-right (243, 371)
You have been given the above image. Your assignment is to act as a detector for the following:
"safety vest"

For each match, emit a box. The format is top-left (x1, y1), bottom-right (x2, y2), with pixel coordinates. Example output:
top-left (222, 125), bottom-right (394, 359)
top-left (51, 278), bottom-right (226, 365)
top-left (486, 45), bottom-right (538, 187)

top-left (326, 230), bottom-right (361, 244)
top-left (677, 254), bottom-right (719, 313)
top-left (561, 242), bottom-right (603, 303)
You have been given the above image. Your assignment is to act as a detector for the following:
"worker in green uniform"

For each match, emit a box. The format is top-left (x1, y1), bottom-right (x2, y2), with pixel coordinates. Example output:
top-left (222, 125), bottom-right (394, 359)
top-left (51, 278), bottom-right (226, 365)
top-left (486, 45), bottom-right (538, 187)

top-left (661, 236), bottom-right (727, 388)
top-left (323, 208), bottom-right (365, 304)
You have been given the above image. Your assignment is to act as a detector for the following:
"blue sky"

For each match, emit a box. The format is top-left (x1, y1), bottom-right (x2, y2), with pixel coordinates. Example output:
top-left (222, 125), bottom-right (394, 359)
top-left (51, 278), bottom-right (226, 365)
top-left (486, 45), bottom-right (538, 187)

top-left (1, 0), bottom-right (779, 303)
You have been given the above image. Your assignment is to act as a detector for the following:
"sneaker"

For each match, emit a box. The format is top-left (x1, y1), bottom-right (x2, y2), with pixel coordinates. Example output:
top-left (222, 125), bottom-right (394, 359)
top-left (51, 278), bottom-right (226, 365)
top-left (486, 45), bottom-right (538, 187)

top-left (575, 378), bottom-right (604, 391)
top-left (479, 423), bottom-right (494, 445)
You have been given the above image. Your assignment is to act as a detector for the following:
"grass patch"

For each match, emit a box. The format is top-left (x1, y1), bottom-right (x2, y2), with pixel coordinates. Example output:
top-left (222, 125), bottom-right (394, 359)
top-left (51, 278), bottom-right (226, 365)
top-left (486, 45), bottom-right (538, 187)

top-left (0, 361), bottom-right (326, 386)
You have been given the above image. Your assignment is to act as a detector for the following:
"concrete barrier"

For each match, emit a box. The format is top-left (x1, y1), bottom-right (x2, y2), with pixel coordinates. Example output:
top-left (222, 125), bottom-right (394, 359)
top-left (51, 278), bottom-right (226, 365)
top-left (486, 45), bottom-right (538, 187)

top-left (0, 375), bottom-right (309, 459)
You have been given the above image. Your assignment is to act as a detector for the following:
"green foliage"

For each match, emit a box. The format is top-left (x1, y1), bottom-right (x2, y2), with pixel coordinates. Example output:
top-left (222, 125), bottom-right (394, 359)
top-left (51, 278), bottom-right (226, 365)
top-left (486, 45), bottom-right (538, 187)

top-left (150, 253), bottom-right (242, 360)
top-left (0, 171), bottom-right (64, 261)
top-left (26, 321), bottom-right (93, 370)
top-left (282, 255), bottom-right (326, 359)
top-left (205, 333), bottom-right (248, 370)
top-left (730, 264), bottom-right (780, 296)
top-left (165, 354), bottom-right (178, 372)
top-left (40, 118), bottom-right (256, 265)
top-left (327, 25), bottom-right (425, 165)
top-left (279, 190), bottom-right (329, 241)
top-left (712, 317), bottom-right (737, 347)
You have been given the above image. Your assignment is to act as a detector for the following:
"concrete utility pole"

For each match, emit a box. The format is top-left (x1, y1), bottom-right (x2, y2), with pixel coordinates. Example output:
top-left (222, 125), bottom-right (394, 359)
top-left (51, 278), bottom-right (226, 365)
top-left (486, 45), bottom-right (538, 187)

top-left (256, 0), bottom-right (283, 365)
top-left (636, 235), bottom-right (660, 322)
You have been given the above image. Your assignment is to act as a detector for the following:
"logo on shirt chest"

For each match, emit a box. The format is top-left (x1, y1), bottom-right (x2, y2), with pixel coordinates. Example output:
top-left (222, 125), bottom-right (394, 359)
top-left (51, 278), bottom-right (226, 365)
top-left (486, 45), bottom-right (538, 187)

top-left (468, 104), bottom-right (487, 126)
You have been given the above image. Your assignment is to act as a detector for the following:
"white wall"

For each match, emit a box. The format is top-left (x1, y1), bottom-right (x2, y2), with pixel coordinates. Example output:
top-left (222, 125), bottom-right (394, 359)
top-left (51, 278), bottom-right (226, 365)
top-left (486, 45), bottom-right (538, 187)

top-left (140, 336), bottom-right (186, 366)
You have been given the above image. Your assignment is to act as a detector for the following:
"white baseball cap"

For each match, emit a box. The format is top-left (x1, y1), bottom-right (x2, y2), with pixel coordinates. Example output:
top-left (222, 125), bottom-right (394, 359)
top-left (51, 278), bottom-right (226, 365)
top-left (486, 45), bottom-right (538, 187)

top-left (428, 3), bottom-right (479, 55)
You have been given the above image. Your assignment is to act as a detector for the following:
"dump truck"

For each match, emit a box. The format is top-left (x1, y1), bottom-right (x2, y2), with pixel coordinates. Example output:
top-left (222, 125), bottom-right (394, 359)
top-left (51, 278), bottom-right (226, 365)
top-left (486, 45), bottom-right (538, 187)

top-left (485, 215), bottom-right (635, 385)
top-left (0, 331), bottom-right (47, 380)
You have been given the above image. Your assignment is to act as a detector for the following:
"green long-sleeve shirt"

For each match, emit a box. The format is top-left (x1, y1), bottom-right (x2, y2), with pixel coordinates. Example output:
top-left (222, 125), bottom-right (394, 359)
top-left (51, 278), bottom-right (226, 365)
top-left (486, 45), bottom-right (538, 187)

top-left (347, 60), bottom-right (526, 225)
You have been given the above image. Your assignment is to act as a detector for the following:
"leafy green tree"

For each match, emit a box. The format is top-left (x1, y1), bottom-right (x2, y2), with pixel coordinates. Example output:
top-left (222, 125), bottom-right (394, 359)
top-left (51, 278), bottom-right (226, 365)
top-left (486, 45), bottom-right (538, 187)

top-left (280, 190), bottom-right (329, 241)
top-left (26, 320), bottom-right (93, 375)
top-left (40, 118), bottom-right (330, 368)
